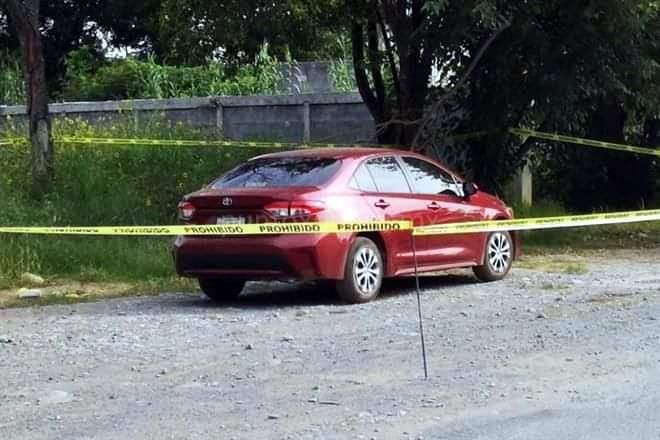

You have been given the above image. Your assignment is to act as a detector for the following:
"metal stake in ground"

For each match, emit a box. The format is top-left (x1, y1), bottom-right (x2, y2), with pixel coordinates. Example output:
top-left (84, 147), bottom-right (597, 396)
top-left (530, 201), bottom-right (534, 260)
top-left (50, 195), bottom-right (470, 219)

top-left (410, 233), bottom-right (429, 379)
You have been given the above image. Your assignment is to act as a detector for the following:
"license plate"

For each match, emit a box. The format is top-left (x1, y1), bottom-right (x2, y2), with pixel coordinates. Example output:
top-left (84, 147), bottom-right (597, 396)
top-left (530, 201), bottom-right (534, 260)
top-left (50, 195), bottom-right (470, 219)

top-left (217, 216), bottom-right (246, 225)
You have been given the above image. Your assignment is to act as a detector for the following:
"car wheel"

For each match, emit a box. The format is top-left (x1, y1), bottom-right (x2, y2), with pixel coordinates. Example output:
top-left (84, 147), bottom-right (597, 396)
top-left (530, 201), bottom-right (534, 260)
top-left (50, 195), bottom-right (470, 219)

top-left (473, 231), bottom-right (514, 282)
top-left (336, 237), bottom-right (383, 304)
top-left (198, 278), bottom-right (246, 302)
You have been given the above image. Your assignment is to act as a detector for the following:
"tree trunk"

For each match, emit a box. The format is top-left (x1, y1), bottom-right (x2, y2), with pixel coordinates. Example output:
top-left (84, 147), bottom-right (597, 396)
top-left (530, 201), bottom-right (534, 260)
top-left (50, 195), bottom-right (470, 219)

top-left (351, 2), bottom-right (429, 147)
top-left (3, 0), bottom-right (54, 196)
top-left (644, 117), bottom-right (659, 147)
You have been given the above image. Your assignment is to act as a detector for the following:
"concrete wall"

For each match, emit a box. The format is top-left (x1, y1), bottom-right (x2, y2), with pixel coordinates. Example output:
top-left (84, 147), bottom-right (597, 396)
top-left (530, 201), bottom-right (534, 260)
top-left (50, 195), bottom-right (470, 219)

top-left (0, 93), bottom-right (376, 144)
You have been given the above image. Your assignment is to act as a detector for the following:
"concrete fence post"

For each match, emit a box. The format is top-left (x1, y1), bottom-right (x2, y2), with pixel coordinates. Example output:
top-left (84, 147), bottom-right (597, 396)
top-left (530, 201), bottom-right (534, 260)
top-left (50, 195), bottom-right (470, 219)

top-left (303, 101), bottom-right (311, 143)
top-left (514, 163), bottom-right (533, 206)
top-left (215, 103), bottom-right (224, 134)
top-left (504, 161), bottom-right (533, 206)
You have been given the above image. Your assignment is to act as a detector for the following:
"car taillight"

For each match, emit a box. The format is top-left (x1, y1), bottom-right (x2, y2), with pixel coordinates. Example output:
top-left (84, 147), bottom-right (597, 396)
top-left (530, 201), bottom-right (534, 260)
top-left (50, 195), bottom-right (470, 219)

top-left (290, 201), bottom-right (325, 216)
top-left (178, 201), bottom-right (195, 220)
top-left (264, 202), bottom-right (291, 218)
top-left (264, 201), bottom-right (325, 219)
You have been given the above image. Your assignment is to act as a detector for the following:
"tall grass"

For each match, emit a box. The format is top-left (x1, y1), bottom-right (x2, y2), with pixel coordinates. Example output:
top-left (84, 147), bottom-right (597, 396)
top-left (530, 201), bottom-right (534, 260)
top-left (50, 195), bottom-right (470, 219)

top-left (60, 43), bottom-right (287, 101)
top-left (512, 201), bottom-right (660, 251)
top-left (0, 115), bottom-right (281, 287)
top-left (328, 36), bottom-right (357, 92)
top-left (0, 55), bottom-right (25, 105)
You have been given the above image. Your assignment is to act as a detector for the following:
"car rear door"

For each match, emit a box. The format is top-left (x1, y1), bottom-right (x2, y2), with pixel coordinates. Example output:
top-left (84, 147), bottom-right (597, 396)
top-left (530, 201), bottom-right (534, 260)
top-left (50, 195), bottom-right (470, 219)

top-left (399, 156), bottom-right (485, 266)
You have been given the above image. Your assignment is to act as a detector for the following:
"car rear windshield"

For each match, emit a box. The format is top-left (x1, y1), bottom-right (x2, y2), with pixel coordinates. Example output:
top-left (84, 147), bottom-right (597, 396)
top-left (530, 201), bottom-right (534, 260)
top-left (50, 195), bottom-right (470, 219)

top-left (212, 157), bottom-right (341, 189)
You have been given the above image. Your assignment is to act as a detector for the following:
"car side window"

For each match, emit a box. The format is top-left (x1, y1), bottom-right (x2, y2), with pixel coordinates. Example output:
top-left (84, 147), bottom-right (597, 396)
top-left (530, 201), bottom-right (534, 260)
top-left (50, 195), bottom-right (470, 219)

top-left (351, 163), bottom-right (378, 192)
top-left (366, 156), bottom-right (411, 193)
top-left (401, 157), bottom-right (459, 196)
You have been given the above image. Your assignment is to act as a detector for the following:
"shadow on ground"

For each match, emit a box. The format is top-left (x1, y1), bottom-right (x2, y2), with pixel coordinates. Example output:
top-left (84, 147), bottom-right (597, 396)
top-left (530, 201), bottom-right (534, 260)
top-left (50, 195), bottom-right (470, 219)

top-left (166, 272), bottom-right (477, 311)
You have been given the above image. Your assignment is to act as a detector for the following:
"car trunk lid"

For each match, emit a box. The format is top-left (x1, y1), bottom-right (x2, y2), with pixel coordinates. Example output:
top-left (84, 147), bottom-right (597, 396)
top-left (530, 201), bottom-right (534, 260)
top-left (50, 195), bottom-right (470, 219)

top-left (181, 186), bottom-right (323, 225)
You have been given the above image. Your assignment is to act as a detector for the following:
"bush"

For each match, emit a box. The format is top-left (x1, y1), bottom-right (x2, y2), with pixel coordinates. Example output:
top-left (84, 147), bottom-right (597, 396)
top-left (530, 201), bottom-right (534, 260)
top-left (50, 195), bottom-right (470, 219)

top-left (60, 44), bottom-right (286, 101)
top-left (327, 36), bottom-right (357, 93)
top-left (531, 141), bottom-right (659, 211)
top-left (0, 54), bottom-right (25, 105)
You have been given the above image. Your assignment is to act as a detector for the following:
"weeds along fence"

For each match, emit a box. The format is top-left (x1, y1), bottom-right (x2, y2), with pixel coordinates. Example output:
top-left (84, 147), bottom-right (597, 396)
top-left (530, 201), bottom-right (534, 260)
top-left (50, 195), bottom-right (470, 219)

top-left (0, 95), bottom-right (373, 285)
top-left (0, 101), bottom-right (657, 285)
top-left (0, 116), bottom-right (269, 285)
top-left (0, 94), bottom-right (536, 285)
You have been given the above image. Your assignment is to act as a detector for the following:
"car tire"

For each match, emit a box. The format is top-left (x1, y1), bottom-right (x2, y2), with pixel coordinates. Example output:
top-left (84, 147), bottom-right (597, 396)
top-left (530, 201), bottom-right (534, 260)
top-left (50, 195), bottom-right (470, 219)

top-left (198, 278), bottom-right (245, 302)
top-left (336, 237), bottom-right (384, 304)
top-left (473, 231), bottom-right (514, 282)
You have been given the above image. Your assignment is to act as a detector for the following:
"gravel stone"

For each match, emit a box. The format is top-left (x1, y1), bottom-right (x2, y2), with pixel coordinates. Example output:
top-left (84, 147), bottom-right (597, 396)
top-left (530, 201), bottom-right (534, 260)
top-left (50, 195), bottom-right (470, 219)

top-left (16, 288), bottom-right (43, 299)
top-left (38, 390), bottom-right (72, 405)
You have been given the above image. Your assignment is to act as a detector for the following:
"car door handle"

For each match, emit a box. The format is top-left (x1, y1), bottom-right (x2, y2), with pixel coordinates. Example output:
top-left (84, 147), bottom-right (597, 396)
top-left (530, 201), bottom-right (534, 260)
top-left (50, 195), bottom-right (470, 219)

top-left (427, 202), bottom-right (442, 211)
top-left (374, 200), bottom-right (390, 209)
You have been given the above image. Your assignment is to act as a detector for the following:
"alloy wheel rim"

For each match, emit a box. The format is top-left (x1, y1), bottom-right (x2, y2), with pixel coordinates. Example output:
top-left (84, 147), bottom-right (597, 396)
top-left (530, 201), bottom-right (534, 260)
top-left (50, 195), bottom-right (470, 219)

top-left (488, 233), bottom-right (512, 274)
top-left (353, 247), bottom-right (380, 295)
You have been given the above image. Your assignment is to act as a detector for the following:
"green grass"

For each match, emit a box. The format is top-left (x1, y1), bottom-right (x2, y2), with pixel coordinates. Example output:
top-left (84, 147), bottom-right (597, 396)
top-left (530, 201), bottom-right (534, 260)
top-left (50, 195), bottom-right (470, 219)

top-left (0, 237), bottom-right (174, 287)
top-left (517, 256), bottom-right (590, 274)
top-left (0, 115), bottom-right (282, 293)
top-left (512, 201), bottom-right (660, 252)
top-left (0, 55), bottom-right (25, 105)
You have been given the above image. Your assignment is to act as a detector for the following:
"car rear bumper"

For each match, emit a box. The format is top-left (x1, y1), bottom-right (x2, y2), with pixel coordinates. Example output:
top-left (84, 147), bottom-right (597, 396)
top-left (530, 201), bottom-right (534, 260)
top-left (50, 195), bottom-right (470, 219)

top-left (172, 233), bottom-right (350, 281)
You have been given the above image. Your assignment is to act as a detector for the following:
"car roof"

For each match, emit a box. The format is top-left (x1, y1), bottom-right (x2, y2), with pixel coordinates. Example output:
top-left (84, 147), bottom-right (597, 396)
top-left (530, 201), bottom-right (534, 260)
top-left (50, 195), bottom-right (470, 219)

top-left (251, 147), bottom-right (406, 161)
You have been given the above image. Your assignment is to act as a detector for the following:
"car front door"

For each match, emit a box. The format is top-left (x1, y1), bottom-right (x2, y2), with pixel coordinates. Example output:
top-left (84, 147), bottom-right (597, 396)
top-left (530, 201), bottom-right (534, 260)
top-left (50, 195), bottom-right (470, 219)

top-left (399, 156), bottom-right (485, 267)
top-left (353, 156), bottom-right (438, 272)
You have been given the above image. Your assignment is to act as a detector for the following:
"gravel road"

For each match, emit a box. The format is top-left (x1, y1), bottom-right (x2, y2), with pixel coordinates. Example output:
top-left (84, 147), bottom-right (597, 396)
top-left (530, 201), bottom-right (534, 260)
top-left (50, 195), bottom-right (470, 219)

top-left (1, 249), bottom-right (659, 440)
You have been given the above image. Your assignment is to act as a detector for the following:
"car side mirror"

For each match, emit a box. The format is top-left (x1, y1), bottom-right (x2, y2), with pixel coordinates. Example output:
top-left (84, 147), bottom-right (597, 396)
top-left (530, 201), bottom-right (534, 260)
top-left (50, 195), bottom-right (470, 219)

top-left (462, 182), bottom-right (478, 198)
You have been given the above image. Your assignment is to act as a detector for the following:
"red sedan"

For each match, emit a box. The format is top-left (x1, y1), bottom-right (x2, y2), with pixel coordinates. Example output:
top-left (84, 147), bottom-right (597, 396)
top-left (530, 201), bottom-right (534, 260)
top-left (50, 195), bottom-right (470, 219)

top-left (173, 148), bottom-right (518, 303)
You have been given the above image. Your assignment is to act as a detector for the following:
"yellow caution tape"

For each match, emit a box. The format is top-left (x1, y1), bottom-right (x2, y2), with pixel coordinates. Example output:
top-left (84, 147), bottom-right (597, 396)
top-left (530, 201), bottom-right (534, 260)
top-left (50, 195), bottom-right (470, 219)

top-left (442, 129), bottom-right (503, 142)
top-left (2, 129), bottom-right (656, 156)
top-left (57, 130), bottom-right (660, 157)
top-left (509, 128), bottom-right (660, 158)
top-left (0, 138), bottom-right (27, 146)
top-left (414, 209), bottom-right (660, 236)
top-left (2, 209), bottom-right (659, 237)
top-left (0, 136), bottom-right (386, 149)
top-left (57, 137), bottom-right (384, 150)
top-left (60, 137), bottom-right (308, 149)
top-left (0, 221), bottom-right (412, 236)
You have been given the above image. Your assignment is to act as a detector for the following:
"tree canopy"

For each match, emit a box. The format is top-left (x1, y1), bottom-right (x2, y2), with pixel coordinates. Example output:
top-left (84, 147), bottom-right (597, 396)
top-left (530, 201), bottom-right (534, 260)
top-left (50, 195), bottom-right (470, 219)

top-left (346, 0), bottom-right (659, 205)
top-left (2, 0), bottom-right (346, 88)
top-left (1, 0), bottom-right (658, 206)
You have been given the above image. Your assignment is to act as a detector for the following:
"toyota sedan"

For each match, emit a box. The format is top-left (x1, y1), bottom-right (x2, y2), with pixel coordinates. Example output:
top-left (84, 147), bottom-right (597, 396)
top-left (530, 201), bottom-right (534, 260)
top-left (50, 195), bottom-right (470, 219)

top-left (173, 148), bottom-right (518, 303)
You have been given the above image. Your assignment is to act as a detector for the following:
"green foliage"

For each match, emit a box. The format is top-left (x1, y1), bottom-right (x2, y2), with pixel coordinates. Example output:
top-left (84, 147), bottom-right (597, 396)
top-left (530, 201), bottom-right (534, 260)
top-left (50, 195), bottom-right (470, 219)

top-left (435, 0), bottom-right (660, 208)
top-left (347, 0), bottom-right (658, 210)
top-left (154, 0), bottom-right (345, 65)
top-left (3, 1), bottom-right (346, 93)
top-left (0, 115), bottom-right (283, 284)
top-left (0, 54), bottom-right (25, 105)
top-left (511, 200), bottom-right (660, 251)
top-left (327, 36), bottom-right (357, 92)
top-left (60, 44), bottom-right (287, 101)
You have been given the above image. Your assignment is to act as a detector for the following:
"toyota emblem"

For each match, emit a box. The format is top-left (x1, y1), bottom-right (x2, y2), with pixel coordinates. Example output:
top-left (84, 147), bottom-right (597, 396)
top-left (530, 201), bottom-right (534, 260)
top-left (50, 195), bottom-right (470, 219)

top-left (222, 197), bottom-right (233, 207)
